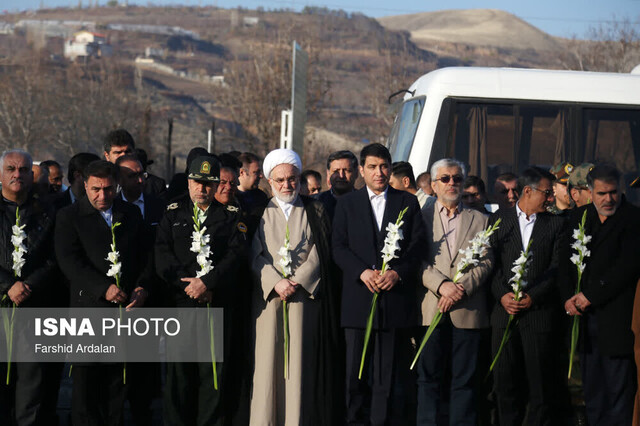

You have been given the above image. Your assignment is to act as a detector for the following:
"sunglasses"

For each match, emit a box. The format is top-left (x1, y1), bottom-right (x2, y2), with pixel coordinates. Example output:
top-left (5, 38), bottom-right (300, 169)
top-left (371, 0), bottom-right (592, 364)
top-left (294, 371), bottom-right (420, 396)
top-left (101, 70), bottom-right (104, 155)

top-left (532, 187), bottom-right (553, 197)
top-left (435, 174), bottom-right (463, 184)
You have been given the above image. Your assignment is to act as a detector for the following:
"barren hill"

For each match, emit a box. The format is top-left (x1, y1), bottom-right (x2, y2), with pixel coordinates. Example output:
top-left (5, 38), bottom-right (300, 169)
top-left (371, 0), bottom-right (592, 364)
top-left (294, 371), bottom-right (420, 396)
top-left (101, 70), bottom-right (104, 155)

top-left (378, 9), bottom-right (563, 52)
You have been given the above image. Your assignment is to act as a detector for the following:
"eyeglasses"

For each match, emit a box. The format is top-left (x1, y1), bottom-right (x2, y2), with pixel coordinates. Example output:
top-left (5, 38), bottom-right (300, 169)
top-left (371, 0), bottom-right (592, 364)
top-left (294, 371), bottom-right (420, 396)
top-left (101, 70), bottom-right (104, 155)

top-left (532, 187), bottom-right (553, 197)
top-left (435, 175), bottom-right (463, 184)
top-left (462, 192), bottom-right (480, 199)
top-left (272, 176), bottom-right (297, 186)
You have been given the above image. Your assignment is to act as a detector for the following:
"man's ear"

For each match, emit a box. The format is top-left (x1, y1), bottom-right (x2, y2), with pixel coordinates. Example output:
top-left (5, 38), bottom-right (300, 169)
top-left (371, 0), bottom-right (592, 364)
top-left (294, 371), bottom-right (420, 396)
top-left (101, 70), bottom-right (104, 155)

top-left (402, 176), bottom-right (411, 189)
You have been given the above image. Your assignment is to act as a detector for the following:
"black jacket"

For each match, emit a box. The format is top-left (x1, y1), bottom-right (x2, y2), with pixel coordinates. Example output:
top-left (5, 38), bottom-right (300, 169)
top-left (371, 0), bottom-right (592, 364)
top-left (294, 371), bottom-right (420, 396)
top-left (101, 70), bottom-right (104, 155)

top-left (0, 195), bottom-right (58, 307)
top-left (155, 195), bottom-right (246, 307)
top-left (488, 206), bottom-right (567, 331)
top-left (332, 186), bottom-right (427, 329)
top-left (558, 199), bottom-right (640, 356)
top-left (55, 197), bottom-right (153, 307)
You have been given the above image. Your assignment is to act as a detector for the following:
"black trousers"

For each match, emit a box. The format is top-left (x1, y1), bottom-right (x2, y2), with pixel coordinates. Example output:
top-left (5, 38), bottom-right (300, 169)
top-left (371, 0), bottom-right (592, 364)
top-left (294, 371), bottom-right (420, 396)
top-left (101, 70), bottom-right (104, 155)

top-left (344, 327), bottom-right (413, 426)
top-left (164, 362), bottom-right (223, 426)
top-left (582, 314), bottom-right (637, 426)
top-left (491, 322), bottom-right (564, 426)
top-left (415, 316), bottom-right (481, 426)
top-left (72, 364), bottom-right (127, 426)
top-left (15, 362), bottom-right (64, 425)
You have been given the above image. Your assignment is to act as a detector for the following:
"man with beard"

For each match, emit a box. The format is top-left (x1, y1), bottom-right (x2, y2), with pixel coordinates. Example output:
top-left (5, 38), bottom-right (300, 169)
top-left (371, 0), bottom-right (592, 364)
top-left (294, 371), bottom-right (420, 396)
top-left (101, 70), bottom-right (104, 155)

top-left (155, 155), bottom-right (246, 426)
top-left (55, 160), bottom-right (152, 426)
top-left (562, 165), bottom-right (640, 425)
top-left (390, 161), bottom-right (432, 208)
top-left (417, 158), bottom-right (493, 425)
top-left (317, 150), bottom-right (358, 222)
top-left (488, 167), bottom-right (567, 425)
top-left (0, 150), bottom-right (59, 425)
top-left (250, 149), bottom-right (342, 425)
top-left (333, 143), bottom-right (426, 426)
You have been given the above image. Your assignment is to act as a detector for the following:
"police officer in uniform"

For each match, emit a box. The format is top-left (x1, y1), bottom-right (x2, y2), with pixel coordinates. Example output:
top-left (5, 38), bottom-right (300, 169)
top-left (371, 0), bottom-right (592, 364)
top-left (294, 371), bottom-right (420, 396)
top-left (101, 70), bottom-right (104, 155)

top-left (155, 155), bottom-right (246, 426)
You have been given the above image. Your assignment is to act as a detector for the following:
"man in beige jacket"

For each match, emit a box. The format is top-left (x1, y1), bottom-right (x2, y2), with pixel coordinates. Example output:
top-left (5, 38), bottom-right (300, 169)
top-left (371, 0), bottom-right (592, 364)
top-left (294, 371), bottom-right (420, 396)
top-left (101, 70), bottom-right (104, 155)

top-left (417, 158), bottom-right (494, 425)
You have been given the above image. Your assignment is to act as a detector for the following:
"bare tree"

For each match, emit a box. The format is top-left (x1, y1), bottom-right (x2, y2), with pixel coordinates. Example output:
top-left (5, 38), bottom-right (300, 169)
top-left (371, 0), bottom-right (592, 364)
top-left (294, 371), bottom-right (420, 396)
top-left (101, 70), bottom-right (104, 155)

top-left (562, 15), bottom-right (640, 73)
top-left (214, 39), bottom-right (331, 152)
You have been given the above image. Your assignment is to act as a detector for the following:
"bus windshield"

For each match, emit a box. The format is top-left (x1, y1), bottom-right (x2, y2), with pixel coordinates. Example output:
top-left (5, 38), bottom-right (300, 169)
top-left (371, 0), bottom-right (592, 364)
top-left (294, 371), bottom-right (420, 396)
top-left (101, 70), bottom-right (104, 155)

top-left (388, 97), bottom-right (425, 162)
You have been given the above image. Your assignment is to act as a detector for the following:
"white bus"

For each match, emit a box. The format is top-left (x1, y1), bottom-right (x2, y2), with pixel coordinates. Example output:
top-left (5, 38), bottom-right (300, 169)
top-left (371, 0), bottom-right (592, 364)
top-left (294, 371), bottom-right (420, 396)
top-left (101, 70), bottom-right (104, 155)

top-left (387, 67), bottom-right (640, 201)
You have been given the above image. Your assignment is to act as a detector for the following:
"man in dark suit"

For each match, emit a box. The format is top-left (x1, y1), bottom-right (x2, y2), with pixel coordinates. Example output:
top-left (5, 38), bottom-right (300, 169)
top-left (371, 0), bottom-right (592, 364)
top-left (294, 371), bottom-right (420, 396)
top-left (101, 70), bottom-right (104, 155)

top-left (488, 167), bottom-right (567, 425)
top-left (135, 148), bottom-right (168, 202)
top-left (51, 152), bottom-right (100, 211)
top-left (0, 150), bottom-right (60, 425)
top-left (55, 160), bottom-right (152, 426)
top-left (333, 143), bottom-right (426, 426)
top-left (562, 164), bottom-right (640, 425)
top-left (116, 154), bottom-right (165, 228)
top-left (316, 150), bottom-right (358, 222)
top-left (115, 154), bottom-right (166, 425)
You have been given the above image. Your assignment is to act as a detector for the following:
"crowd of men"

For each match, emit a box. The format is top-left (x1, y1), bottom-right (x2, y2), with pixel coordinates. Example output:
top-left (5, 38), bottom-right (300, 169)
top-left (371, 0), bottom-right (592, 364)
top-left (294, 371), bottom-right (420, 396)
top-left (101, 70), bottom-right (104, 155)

top-left (0, 127), bottom-right (639, 426)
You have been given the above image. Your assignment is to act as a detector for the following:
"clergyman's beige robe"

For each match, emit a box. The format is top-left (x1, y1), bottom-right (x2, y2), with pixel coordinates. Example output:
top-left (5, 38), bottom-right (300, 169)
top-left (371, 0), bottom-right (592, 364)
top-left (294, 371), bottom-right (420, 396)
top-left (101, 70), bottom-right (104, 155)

top-left (250, 197), bottom-right (321, 426)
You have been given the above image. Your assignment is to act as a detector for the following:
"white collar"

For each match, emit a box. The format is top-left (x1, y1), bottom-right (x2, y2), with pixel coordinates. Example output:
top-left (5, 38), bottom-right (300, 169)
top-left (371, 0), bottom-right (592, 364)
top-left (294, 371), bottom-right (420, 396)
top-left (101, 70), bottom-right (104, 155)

top-left (516, 201), bottom-right (536, 221)
top-left (366, 186), bottom-right (388, 200)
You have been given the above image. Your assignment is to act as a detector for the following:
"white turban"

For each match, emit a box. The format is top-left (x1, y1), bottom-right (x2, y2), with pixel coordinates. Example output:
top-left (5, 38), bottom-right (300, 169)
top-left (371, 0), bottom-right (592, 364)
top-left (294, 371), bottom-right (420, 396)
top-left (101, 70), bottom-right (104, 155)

top-left (263, 149), bottom-right (302, 179)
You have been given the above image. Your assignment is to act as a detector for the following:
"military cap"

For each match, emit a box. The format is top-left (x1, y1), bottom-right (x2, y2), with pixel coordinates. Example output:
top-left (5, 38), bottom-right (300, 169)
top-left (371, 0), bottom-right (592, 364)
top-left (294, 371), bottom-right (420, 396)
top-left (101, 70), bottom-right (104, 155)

top-left (188, 155), bottom-right (220, 182)
top-left (549, 162), bottom-right (573, 184)
top-left (568, 163), bottom-right (594, 189)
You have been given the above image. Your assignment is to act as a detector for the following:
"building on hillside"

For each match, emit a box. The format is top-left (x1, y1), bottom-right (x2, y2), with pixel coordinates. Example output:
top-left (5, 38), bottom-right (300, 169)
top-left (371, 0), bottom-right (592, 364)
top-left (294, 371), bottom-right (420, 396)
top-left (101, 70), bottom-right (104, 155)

top-left (64, 30), bottom-right (112, 61)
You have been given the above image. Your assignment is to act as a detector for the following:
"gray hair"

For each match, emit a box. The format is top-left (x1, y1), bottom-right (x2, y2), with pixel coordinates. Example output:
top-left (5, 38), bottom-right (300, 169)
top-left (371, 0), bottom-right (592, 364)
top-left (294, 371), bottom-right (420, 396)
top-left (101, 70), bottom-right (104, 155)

top-left (430, 158), bottom-right (467, 179)
top-left (0, 149), bottom-right (33, 172)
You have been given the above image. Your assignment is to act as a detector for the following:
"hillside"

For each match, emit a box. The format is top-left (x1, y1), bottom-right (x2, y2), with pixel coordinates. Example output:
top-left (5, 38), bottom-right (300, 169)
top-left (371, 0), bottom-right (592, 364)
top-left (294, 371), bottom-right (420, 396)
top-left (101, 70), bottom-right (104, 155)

top-left (378, 9), bottom-right (564, 52)
top-left (0, 6), bottom-right (573, 180)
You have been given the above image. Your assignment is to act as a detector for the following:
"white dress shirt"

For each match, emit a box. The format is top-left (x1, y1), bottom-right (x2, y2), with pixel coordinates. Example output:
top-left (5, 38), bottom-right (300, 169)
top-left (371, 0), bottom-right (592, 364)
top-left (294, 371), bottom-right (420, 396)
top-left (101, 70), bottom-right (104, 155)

top-left (515, 202), bottom-right (536, 250)
top-left (122, 192), bottom-right (145, 219)
top-left (366, 186), bottom-right (388, 231)
top-left (275, 196), bottom-right (297, 221)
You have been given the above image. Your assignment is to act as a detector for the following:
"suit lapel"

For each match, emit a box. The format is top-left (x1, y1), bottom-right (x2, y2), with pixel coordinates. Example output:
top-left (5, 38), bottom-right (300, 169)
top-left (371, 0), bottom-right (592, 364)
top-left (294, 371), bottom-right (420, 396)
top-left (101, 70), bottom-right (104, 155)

top-left (431, 203), bottom-right (452, 263)
top-left (529, 213), bottom-right (548, 251)
top-left (356, 187), bottom-right (380, 268)
top-left (380, 187), bottom-right (401, 236)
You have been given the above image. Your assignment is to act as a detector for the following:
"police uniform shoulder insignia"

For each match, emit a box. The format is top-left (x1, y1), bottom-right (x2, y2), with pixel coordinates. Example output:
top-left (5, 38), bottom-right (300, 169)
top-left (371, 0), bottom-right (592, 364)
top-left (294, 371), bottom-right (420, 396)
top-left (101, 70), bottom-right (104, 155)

top-left (227, 205), bottom-right (239, 213)
top-left (237, 222), bottom-right (248, 233)
top-left (167, 203), bottom-right (179, 211)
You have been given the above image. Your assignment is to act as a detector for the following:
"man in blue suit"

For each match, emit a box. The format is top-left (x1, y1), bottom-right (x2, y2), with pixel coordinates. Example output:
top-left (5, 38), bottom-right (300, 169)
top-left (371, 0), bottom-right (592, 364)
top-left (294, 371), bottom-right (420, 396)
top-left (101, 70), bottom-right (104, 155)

top-left (333, 143), bottom-right (426, 426)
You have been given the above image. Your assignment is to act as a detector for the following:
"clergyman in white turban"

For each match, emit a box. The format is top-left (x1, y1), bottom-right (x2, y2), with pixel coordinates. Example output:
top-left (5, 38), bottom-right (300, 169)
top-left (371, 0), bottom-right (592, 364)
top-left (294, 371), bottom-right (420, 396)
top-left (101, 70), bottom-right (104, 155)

top-left (249, 149), bottom-right (343, 425)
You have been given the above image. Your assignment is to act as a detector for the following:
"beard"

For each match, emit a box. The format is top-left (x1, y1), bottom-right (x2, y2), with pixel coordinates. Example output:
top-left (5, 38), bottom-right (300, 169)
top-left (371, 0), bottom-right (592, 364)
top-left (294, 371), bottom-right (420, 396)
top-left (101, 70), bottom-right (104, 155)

top-left (271, 184), bottom-right (299, 204)
top-left (331, 179), bottom-right (352, 196)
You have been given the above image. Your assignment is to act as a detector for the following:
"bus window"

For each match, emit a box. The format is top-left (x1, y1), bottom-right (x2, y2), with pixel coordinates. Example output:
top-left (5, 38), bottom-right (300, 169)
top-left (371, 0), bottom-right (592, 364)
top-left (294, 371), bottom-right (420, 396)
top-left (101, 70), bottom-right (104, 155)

top-left (582, 108), bottom-right (640, 203)
top-left (388, 97), bottom-right (425, 162)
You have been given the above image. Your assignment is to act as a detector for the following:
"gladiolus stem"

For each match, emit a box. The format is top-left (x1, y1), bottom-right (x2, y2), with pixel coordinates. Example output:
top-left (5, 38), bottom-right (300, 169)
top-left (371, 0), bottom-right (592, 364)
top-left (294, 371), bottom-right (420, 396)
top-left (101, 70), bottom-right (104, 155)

top-left (410, 311), bottom-right (442, 370)
top-left (489, 315), bottom-right (515, 374)
top-left (283, 300), bottom-right (289, 380)
top-left (359, 292), bottom-right (379, 379)
top-left (207, 303), bottom-right (218, 390)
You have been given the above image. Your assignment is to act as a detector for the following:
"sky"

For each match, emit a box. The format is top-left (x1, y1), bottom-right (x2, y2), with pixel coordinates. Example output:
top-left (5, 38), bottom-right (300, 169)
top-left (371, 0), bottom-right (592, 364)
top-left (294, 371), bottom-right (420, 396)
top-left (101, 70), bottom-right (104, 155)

top-left (1, 0), bottom-right (639, 38)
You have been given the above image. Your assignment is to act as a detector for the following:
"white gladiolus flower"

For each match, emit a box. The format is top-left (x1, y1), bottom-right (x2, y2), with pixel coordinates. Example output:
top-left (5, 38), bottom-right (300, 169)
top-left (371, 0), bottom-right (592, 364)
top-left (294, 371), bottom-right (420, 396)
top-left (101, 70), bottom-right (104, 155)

top-left (191, 205), bottom-right (214, 279)
top-left (11, 211), bottom-right (28, 278)
top-left (106, 251), bottom-right (120, 264)
top-left (106, 262), bottom-right (121, 277)
top-left (280, 227), bottom-right (293, 278)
